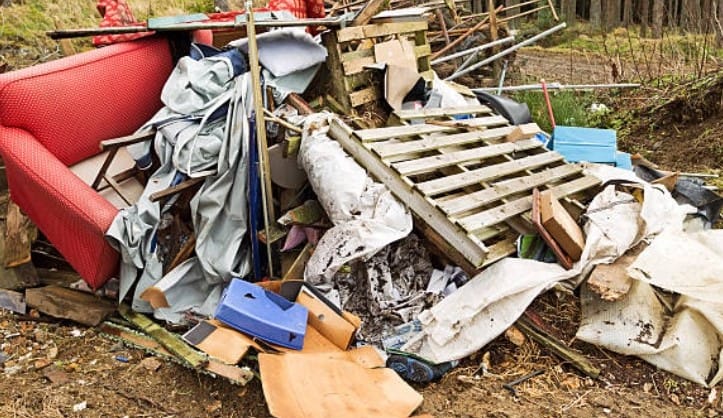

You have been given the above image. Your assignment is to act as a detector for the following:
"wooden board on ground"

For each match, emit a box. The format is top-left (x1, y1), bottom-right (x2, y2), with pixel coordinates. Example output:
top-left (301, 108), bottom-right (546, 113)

top-left (587, 244), bottom-right (646, 301)
top-left (25, 285), bottom-right (116, 326)
top-left (328, 106), bottom-right (599, 273)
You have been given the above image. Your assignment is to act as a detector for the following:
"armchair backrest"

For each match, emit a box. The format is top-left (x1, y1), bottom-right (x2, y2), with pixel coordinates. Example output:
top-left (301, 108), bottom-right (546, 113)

top-left (0, 37), bottom-right (173, 166)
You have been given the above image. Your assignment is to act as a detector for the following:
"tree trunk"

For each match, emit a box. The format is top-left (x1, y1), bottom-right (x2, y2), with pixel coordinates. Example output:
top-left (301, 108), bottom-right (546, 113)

top-left (682, 0), bottom-right (701, 31)
top-left (590, 0), bottom-right (602, 27)
top-left (562, 0), bottom-right (577, 25)
top-left (640, 0), bottom-right (650, 36)
top-left (604, 0), bottom-right (620, 30)
top-left (652, 0), bottom-right (664, 37)
top-left (506, 0), bottom-right (521, 28)
top-left (623, 0), bottom-right (634, 24)
top-left (717, 0), bottom-right (723, 46)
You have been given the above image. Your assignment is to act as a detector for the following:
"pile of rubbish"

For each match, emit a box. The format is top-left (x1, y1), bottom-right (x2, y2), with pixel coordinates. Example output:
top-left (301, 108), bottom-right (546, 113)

top-left (0, 0), bottom-right (721, 417)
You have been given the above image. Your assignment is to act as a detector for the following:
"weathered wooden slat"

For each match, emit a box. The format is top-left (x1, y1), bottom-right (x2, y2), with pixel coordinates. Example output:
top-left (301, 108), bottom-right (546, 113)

top-left (329, 119), bottom-right (489, 267)
top-left (371, 126), bottom-right (512, 159)
top-left (336, 21), bottom-right (428, 43)
top-left (342, 44), bottom-right (433, 76)
top-left (451, 115), bottom-right (509, 128)
top-left (417, 152), bottom-right (565, 196)
top-left (457, 175), bottom-right (600, 232)
top-left (356, 124), bottom-right (454, 142)
top-left (393, 138), bottom-right (541, 176)
top-left (439, 164), bottom-right (583, 216)
top-left (349, 87), bottom-right (379, 107)
top-left (395, 105), bottom-right (492, 120)
top-left (481, 236), bottom-right (518, 267)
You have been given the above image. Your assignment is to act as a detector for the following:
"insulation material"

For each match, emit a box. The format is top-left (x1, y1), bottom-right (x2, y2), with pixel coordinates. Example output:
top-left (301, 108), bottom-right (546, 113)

top-left (299, 113), bottom-right (412, 281)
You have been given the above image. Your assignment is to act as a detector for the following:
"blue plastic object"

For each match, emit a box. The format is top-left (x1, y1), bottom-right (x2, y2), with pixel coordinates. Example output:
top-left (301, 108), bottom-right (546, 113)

top-left (615, 151), bottom-right (632, 170)
top-left (551, 126), bottom-right (617, 164)
top-left (214, 279), bottom-right (308, 350)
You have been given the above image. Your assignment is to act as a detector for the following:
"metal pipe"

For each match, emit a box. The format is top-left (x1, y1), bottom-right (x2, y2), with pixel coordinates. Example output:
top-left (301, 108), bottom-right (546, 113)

top-left (472, 82), bottom-right (642, 92)
top-left (446, 22), bottom-right (567, 81)
top-left (431, 35), bottom-right (514, 65)
top-left (496, 60), bottom-right (508, 95)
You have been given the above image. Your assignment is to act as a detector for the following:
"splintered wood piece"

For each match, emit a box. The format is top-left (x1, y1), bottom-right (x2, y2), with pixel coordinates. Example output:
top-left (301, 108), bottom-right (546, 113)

top-left (587, 245), bottom-right (646, 301)
top-left (530, 188), bottom-right (573, 270)
top-left (119, 304), bottom-right (208, 369)
top-left (4, 201), bottom-right (36, 268)
top-left (25, 286), bottom-right (116, 326)
top-left (539, 189), bottom-right (585, 261)
top-left (351, 0), bottom-right (388, 26)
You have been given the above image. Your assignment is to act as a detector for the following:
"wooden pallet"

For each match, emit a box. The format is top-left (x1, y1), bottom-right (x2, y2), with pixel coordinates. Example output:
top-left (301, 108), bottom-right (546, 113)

top-left (328, 106), bottom-right (600, 272)
top-left (322, 19), bottom-right (433, 115)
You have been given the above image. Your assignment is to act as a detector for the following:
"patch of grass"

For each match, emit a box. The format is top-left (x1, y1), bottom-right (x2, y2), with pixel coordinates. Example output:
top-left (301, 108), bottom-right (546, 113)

top-left (510, 90), bottom-right (601, 133)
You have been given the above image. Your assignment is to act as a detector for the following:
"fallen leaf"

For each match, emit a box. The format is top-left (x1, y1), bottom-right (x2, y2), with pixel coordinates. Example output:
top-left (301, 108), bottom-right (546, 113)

top-left (561, 376), bottom-right (581, 391)
top-left (643, 382), bottom-right (652, 393)
top-left (43, 367), bottom-right (70, 385)
top-left (505, 326), bottom-right (526, 347)
top-left (670, 393), bottom-right (681, 406)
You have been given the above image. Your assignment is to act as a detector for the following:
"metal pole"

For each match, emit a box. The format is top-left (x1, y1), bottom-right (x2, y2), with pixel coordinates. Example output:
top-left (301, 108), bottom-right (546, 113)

top-left (446, 22), bottom-right (566, 81)
top-left (496, 60), bottom-right (508, 95)
top-left (431, 35), bottom-right (514, 65)
top-left (472, 82), bottom-right (642, 92)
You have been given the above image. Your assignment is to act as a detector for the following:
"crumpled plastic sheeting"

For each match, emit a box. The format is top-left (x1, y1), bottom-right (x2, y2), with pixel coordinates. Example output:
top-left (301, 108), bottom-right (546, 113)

top-left (231, 29), bottom-right (327, 77)
top-left (578, 229), bottom-right (723, 386)
top-left (106, 54), bottom-right (252, 323)
top-left (299, 113), bottom-right (413, 281)
top-left (401, 164), bottom-right (693, 364)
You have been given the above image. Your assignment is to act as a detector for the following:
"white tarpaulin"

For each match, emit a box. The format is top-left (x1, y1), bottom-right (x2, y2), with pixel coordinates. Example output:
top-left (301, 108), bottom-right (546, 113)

top-left (401, 164), bottom-right (695, 365)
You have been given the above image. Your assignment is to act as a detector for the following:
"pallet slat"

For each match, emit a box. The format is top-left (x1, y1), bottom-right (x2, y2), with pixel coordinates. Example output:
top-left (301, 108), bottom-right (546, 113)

top-left (393, 138), bottom-right (542, 176)
top-left (457, 175), bottom-right (601, 232)
top-left (336, 20), bottom-right (428, 42)
top-left (395, 105), bottom-right (493, 120)
top-left (371, 126), bottom-right (512, 159)
top-left (439, 164), bottom-right (583, 216)
top-left (417, 152), bottom-right (565, 196)
top-left (356, 124), bottom-right (454, 142)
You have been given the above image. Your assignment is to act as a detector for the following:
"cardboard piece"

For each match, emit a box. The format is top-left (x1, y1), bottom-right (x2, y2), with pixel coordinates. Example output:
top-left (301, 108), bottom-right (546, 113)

top-left (259, 351), bottom-right (423, 418)
top-left (281, 280), bottom-right (360, 350)
top-left (372, 39), bottom-right (422, 110)
top-left (538, 190), bottom-right (585, 261)
top-left (183, 320), bottom-right (257, 365)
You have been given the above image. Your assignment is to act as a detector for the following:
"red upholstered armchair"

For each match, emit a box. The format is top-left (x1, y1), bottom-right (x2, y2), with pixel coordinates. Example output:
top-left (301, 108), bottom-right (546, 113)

top-left (0, 37), bottom-right (174, 289)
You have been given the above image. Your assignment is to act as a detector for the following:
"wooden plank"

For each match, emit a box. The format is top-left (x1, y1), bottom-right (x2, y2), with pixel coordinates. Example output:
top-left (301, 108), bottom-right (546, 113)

top-left (457, 175), bottom-right (600, 233)
top-left (25, 286), bottom-right (116, 326)
top-left (322, 30), bottom-right (353, 114)
top-left (342, 44), bottom-right (432, 76)
top-left (336, 20), bottom-right (428, 43)
top-left (349, 87), bottom-right (379, 107)
top-left (351, 0), bottom-right (388, 26)
top-left (417, 152), bottom-right (565, 195)
top-left (439, 164), bottom-right (582, 216)
top-left (442, 115), bottom-right (509, 128)
top-left (539, 189), bottom-right (585, 261)
top-left (393, 138), bottom-right (541, 176)
top-left (372, 126), bottom-right (512, 159)
top-left (395, 105), bottom-right (492, 120)
top-left (329, 119), bottom-right (488, 267)
top-left (356, 123), bottom-right (454, 142)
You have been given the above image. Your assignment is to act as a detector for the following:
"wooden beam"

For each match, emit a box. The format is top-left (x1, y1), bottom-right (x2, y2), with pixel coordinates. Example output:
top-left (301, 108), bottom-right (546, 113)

top-left (25, 286), bottom-right (116, 326)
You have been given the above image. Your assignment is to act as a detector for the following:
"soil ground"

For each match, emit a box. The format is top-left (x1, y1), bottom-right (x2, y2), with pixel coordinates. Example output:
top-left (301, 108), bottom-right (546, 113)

top-left (1, 33), bottom-right (722, 418)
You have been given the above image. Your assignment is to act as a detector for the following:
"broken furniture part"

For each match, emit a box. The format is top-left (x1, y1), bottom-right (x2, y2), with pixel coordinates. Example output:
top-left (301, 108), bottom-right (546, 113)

top-left (259, 351), bottom-right (423, 418)
top-left (25, 285), bottom-right (116, 326)
top-left (531, 188), bottom-right (574, 269)
top-left (502, 369), bottom-right (545, 396)
top-left (118, 304), bottom-right (208, 369)
top-left (214, 278), bottom-right (308, 350)
top-left (328, 107), bottom-right (599, 272)
top-left (517, 315), bottom-right (600, 378)
top-left (322, 19), bottom-right (433, 115)
top-left (538, 189), bottom-right (585, 261)
top-left (280, 280), bottom-right (361, 350)
top-left (149, 177), bottom-right (206, 203)
top-left (99, 321), bottom-right (254, 385)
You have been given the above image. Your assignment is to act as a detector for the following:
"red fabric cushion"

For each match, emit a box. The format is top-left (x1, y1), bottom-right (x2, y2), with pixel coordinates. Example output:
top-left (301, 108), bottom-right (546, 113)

top-left (0, 37), bottom-right (174, 288)
top-left (0, 38), bottom-right (172, 166)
